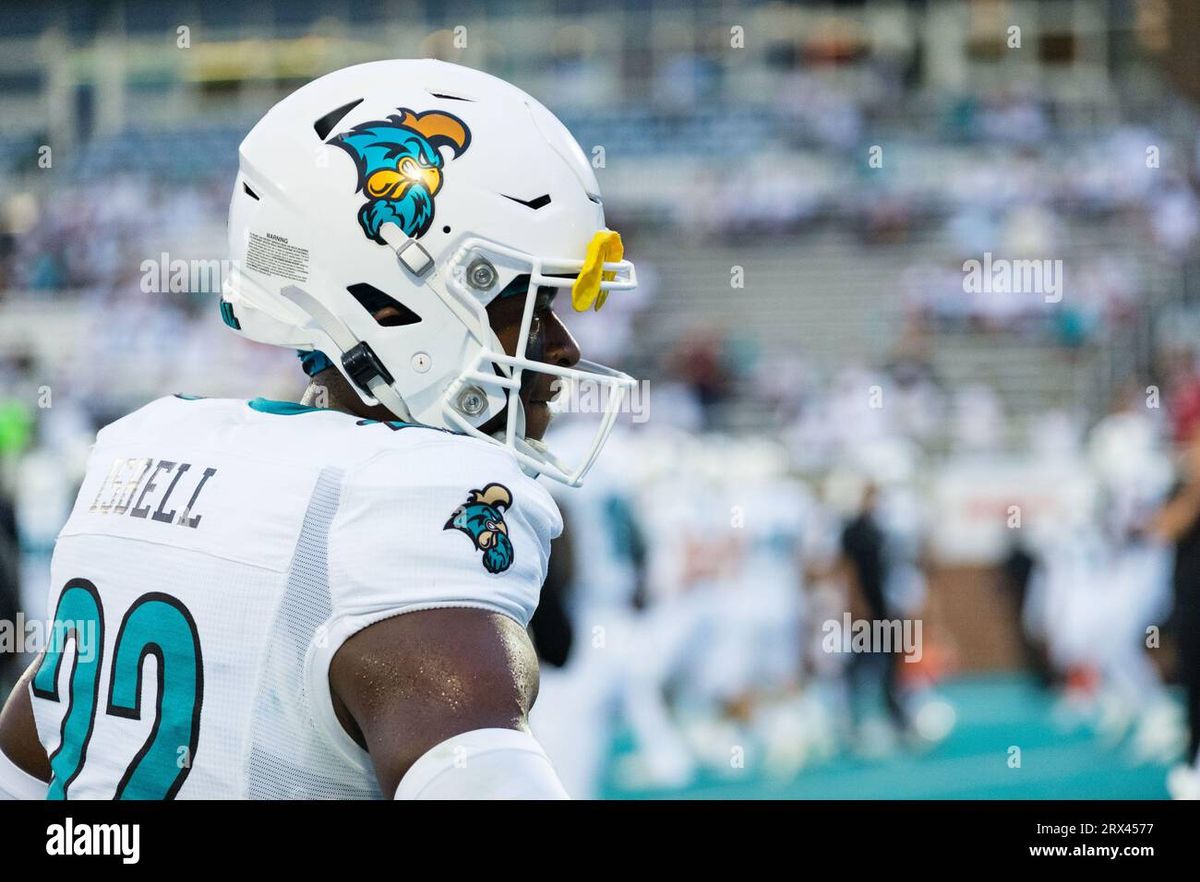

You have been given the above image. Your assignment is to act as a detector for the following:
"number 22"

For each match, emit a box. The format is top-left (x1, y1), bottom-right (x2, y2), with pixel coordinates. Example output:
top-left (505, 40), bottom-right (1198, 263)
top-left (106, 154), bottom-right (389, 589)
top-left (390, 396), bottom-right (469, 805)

top-left (32, 578), bottom-right (204, 799)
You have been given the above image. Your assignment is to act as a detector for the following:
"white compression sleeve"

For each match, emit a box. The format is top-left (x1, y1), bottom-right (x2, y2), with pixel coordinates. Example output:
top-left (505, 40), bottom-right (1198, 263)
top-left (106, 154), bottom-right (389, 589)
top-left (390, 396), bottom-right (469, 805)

top-left (394, 728), bottom-right (570, 800)
top-left (0, 747), bottom-right (48, 800)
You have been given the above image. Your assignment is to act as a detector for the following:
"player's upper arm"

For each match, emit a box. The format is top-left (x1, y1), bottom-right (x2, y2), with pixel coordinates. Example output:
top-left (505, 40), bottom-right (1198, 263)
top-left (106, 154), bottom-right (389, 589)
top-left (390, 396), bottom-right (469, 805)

top-left (307, 435), bottom-right (562, 794)
top-left (0, 657), bottom-right (51, 795)
top-left (328, 605), bottom-right (540, 797)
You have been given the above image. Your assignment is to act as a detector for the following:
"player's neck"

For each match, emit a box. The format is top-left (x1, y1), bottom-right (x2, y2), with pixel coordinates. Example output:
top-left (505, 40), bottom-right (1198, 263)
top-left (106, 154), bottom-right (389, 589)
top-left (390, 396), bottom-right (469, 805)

top-left (301, 369), bottom-right (397, 421)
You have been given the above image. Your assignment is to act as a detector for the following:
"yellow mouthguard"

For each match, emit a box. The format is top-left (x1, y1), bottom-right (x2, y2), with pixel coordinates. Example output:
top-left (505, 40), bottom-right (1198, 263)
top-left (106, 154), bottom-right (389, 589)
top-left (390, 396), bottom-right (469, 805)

top-left (571, 230), bottom-right (623, 312)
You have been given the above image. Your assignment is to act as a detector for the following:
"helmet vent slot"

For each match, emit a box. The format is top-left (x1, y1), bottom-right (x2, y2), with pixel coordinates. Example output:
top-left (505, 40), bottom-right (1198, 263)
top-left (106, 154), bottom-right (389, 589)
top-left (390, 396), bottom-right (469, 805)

top-left (314, 97), bottom-right (364, 141)
top-left (502, 193), bottom-right (552, 210)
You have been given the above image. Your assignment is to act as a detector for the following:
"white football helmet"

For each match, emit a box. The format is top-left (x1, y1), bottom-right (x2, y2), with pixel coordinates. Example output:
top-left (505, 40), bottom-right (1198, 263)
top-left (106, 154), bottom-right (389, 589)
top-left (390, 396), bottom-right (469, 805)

top-left (221, 59), bottom-right (636, 486)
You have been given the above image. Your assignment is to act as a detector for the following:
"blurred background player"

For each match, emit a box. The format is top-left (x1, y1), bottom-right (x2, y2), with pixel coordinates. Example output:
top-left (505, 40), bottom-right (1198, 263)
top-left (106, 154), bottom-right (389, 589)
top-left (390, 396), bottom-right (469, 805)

top-left (1154, 434), bottom-right (1200, 797)
top-left (839, 482), bottom-right (912, 749)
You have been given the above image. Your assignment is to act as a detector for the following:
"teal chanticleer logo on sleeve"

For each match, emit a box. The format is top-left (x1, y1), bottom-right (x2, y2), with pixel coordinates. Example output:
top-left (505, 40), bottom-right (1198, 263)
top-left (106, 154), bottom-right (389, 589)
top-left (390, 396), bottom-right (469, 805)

top-left (444, 483), bottom-right (514, 574)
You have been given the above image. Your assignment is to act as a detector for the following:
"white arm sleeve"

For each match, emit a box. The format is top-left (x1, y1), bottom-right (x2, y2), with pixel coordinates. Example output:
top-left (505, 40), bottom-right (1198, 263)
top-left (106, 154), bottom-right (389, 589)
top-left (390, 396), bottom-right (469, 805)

top-left (394, 728), bottom-right (570, 800)
top-left (0, 747), bottom-right (48, 800)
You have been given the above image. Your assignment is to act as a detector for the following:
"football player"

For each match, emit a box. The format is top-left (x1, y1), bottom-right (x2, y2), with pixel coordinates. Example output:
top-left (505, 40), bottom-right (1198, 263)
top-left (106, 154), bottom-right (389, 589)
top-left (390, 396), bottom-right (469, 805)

top-left (0, 59), bottom-right (636, 799)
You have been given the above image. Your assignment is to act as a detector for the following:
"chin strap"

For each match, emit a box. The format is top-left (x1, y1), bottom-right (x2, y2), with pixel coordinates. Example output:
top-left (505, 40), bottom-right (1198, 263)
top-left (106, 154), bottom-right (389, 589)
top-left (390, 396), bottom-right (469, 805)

top-left (491, 393), bottom-right (546, 479)
top-left (492, 430), bottom-right (546, 481)
top-left (512, 434), bottom-right (578, 483)
top-left (508, 437), bottom-right (543, 479)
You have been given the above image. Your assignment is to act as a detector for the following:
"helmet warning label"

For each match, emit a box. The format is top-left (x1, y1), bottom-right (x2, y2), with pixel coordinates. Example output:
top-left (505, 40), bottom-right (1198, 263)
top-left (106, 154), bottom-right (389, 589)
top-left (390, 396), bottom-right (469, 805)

top-left (246, 232), bottom-right (310, 282)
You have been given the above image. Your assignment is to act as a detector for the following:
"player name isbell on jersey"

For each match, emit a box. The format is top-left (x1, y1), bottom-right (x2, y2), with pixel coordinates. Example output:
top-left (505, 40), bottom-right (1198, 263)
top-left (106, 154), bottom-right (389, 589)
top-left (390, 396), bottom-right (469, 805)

top-left (87, 456), bottom-right (218, 528)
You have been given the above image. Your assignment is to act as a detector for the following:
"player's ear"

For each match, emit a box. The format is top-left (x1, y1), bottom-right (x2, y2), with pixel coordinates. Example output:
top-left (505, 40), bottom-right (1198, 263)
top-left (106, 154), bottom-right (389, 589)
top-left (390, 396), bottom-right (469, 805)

top-left (372, 305), bottom-right (415, 326)
top-left (343, 282), bottom-right (423, 328)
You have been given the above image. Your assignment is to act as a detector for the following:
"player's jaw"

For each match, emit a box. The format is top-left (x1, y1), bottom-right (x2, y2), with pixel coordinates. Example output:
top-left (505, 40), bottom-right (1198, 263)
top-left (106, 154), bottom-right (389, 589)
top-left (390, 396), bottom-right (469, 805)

top-left (483, 293), bottom-right (581, 443)
top-left (521, 376), bottom-right (561, 442)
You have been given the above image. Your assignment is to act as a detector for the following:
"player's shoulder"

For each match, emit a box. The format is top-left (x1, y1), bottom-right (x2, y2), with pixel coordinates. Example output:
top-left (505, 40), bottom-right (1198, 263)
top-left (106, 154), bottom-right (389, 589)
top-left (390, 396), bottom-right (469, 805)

top-left (93, 394), bottom-right (464, 463)
top-left (90, 394), bottom-right (231, 453)
top-left (343, 418), bottom-right (560, 527)
top-left (92, 395), bottom-right (559, 525)
top-left (95, 393), bottom-right (201, 434)
top-left (328, 419), bottom-right (561, 620)
top-left (95, 393), bottom-right (289, 435)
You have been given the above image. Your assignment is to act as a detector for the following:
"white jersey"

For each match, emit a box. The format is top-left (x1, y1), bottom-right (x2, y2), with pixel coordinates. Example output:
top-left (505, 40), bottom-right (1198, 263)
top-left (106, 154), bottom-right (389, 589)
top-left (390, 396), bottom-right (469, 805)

top-left (30, 395), bottom-right (560, 799)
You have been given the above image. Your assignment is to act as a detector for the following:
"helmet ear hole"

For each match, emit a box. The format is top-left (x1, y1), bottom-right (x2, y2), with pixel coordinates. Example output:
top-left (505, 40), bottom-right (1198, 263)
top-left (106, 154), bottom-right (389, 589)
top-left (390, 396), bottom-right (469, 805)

top-left (346, 283), bottom-right (422, 327)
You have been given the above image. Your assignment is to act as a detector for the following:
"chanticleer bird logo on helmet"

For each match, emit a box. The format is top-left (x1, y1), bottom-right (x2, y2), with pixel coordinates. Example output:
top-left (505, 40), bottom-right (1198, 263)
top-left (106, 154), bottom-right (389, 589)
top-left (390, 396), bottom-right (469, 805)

top-left (331, 108), bottom-right (471, 244)
top-left (443, 483), bottom-right (515, 574)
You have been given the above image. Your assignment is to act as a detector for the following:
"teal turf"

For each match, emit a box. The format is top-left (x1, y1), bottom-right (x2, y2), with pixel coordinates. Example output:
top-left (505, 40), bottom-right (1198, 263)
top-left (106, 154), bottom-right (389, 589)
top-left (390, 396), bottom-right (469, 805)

top-left (601, 674), bottom-right (1175, 800)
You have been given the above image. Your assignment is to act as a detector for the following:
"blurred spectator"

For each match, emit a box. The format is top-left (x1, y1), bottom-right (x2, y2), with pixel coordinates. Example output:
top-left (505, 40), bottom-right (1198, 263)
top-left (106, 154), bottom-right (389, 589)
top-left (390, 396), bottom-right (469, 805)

top-left (1152, 436), bottom-right (1200, 777)
top-left (840, 483), bottom-right (910, 740)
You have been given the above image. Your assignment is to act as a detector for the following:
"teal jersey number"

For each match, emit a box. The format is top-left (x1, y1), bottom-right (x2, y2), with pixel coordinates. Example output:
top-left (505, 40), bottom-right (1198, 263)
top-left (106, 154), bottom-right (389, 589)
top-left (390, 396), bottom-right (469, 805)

top-left (31, 580), bottom-right (104, 800)
top-left (33, 581), bottom-right (204, 799)
top-left (107, 593), bottom-right (204, 799)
